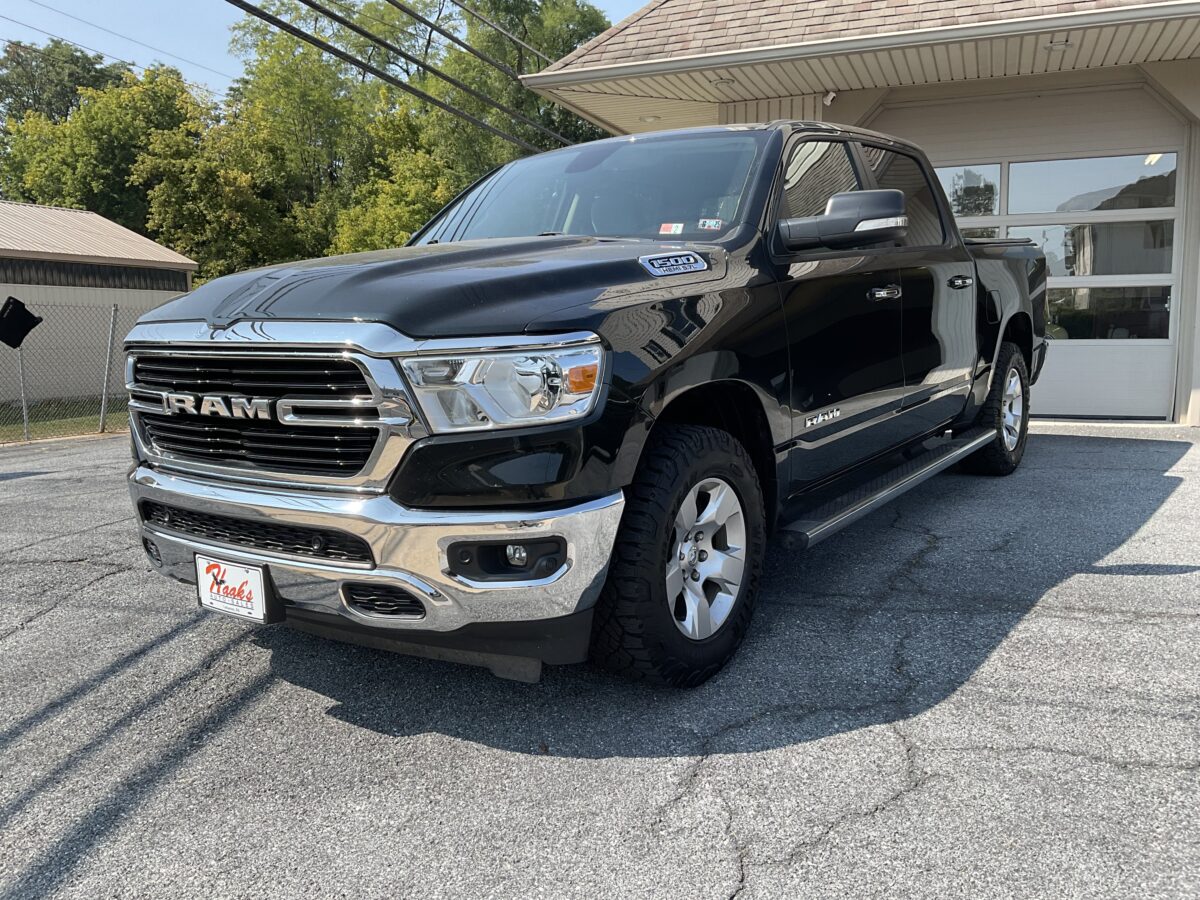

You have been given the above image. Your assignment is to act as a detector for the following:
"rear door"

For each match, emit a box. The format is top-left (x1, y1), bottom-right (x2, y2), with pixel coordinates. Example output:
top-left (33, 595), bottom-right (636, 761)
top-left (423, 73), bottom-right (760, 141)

top-left (773, 138), bottom-right (909, 492)
top-left (854, 143), bottom-right (979, 434)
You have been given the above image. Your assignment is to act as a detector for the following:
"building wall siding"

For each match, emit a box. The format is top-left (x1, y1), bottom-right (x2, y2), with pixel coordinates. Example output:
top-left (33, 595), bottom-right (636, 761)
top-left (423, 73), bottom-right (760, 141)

top-left (866, 83), bottom-right (1184, 162)
top-left (720, 94), bottom-right (824, 124)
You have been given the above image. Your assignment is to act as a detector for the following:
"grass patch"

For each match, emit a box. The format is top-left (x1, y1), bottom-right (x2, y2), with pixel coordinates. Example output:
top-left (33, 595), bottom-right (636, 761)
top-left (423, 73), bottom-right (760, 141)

top-left (0, 397), bottom-right (127, 443)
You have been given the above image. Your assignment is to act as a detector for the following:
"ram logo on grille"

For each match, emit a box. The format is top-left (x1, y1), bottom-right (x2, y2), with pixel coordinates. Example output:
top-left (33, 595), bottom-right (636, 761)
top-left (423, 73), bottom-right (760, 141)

top-left (163, 392), bottom-right (273, 420)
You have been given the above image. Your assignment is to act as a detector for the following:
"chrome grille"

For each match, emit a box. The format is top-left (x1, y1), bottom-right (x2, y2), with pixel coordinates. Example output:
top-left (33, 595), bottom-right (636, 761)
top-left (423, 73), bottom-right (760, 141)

top-left (139, 413), bottom-right (378, 477)
top-left (127, 350), bottom-right (391, 483)
top-left (125, 324), bottom-right (428, 491)
top-left (132, 356), bottom-right (370, 397)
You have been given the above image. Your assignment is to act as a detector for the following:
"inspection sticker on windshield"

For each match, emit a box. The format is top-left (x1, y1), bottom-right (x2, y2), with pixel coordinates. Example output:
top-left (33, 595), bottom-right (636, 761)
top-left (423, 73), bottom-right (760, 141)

top-left (698, 218), bottom-right (723, 231)
top-left (640, 252), bottom-right (709, 277)
top-left (658, 223), bottom-right (684, 235)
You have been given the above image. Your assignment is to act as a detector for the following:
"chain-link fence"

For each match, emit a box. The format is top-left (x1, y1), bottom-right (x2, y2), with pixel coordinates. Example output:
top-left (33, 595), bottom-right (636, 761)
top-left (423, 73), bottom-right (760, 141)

top-left (0, 303), bottom-right (143, 443)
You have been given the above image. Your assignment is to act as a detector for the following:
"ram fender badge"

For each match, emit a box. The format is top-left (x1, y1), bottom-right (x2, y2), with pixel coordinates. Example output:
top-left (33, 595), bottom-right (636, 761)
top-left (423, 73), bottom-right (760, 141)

top-left (805, 407), bottom-right (841, 429)
top-left (639, 252), bottom-right (708, 277)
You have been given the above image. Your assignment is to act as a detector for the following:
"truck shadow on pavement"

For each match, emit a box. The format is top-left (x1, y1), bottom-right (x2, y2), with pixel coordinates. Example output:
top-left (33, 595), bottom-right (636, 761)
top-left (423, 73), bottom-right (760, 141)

top-left (259, 432), bottom-right (1195, 759)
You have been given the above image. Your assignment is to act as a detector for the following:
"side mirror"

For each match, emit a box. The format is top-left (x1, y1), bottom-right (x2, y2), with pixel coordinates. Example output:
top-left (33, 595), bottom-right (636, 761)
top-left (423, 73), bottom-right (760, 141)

top-left (779, 189), bottom-right (908, 252)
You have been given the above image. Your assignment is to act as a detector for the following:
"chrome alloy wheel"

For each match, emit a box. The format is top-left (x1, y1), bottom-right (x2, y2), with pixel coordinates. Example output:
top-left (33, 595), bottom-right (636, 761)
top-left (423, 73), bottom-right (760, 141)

top-left (1001, 367), bottom-right (1024, 451)
top-left (667, 477), bottom-right (747, 641)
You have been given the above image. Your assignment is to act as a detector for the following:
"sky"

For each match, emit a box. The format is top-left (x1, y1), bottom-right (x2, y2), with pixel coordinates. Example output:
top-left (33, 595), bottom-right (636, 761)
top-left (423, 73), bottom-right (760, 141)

top-left (0, 0), bottom-right (645, 97)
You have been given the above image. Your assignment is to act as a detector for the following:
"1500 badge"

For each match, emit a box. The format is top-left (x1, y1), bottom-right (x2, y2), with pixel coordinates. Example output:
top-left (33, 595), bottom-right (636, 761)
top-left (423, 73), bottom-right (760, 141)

top-left (639, 252), bottom-right (708, 277)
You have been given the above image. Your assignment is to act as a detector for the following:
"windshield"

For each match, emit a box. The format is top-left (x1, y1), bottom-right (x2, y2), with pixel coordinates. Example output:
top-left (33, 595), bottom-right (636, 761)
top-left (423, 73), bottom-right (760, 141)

top-left (415, 131), bottom-right (770, 244)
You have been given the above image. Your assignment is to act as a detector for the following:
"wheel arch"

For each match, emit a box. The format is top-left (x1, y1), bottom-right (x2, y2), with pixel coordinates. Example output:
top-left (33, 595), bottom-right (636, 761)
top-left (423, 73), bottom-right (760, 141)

top-left (643, 379), bottom-right (781, 531)
top-left (1000, 311), bottom-right (1034, 373)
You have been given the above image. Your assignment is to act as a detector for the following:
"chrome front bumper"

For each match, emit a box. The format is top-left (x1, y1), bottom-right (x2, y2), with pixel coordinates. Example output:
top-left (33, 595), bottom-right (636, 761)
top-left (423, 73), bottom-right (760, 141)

top-left (129, 465), bottom-right (625, 633)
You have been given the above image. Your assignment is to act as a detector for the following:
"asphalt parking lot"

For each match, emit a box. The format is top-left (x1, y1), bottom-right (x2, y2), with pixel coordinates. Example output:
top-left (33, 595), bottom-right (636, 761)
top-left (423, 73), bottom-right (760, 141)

top-left (1, 423), bottom-right (1197, 898)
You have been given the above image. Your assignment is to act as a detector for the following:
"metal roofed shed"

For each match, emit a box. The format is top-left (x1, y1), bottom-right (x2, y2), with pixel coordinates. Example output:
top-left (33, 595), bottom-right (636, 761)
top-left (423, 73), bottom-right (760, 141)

top-left (0, 201), bottom-right (196, 442)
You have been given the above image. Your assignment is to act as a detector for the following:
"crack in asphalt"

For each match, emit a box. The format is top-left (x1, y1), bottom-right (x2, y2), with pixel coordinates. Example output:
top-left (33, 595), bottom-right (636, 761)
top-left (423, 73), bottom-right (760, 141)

top-left (717, 791), bottom-right (749, 900)
top-left (1, 514), bottom-right (135, 555)
top-left (925, 743), bottom-right (1200, 774)
top-left (769, 596), bottom-right (1200, 625)
top-left (775, 723), bottom-right (942, 874)
top-left (0, 568), bottom-right (125, 642)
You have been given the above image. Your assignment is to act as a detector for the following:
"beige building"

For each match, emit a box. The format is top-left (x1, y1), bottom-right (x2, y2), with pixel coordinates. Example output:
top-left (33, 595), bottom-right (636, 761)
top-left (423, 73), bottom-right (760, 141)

top-left (0, 200), bottom-right (195, 310)
top-left (0, 201), bottom-right (195, 403)
top-left (526, 0), bottom-right (1200, 423)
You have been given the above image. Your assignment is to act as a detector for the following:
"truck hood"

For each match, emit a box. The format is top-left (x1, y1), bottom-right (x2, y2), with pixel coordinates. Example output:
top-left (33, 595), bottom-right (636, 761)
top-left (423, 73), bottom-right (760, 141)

top-left (141, 236), bottom-right (729, 339)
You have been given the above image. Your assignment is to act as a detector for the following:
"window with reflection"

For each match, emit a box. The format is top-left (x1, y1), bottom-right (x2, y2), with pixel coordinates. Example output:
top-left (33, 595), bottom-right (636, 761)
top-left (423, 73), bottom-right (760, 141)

top-left (1047, 287), bottom-right (1170, 340)
top-left (960, 227), bottom-right (1000, 239)
top-left (1008, 222), bottom-right (1173, 278)
top-left (935, 165), bottom-right (1001, 217)
top-left (1009, 153), bottom-right (1176, 214)
top-left (780, 141), bottom-right (860, 219)
top-left (859, 145), bottom-right (945, 247)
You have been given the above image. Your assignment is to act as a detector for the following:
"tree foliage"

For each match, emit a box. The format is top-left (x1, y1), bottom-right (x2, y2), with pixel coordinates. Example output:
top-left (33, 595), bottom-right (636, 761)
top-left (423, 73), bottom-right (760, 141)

top-left (0, 39), bottom-right (128, 124)
top-left (1, 68), bottom-right (196, 231)
top-left (0, 0), bottom-right (610, 279)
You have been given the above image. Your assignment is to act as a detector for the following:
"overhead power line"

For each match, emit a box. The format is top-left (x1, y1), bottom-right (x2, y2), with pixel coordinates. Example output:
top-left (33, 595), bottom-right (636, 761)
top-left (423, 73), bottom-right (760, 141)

top-left (0, 16), bottom-right (225, 98)
top-left (221, 0), bottom-right (539, 152)
top-left (324, 0), bottom-right (424, 45)
top-left (295, 0), bottom-right (570, 146)
top-left (19, 0), bottom-right (237, 80)
top-left (379, 0), bottom-right (520, 82)
top-left (445, 0), bottom-right (552, 65)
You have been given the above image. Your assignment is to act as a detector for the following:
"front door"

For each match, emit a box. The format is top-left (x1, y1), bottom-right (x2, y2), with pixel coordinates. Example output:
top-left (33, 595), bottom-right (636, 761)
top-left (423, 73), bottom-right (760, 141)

top-left (773, 139), bottom-right (909, 493)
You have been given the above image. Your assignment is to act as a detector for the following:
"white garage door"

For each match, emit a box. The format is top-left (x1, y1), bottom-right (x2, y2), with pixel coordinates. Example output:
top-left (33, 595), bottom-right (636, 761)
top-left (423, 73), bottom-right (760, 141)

top-left (871, 84), bottom-right (1186, 419)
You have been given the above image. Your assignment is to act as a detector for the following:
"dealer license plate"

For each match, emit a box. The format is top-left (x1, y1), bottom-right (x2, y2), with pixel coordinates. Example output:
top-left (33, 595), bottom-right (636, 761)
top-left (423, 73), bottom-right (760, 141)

top-left (195, 554), bottom-right (267, 623)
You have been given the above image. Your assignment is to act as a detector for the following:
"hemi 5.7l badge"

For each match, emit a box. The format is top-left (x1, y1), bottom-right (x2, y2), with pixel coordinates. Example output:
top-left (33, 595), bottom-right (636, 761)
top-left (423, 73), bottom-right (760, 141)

top-left (805, 407), bottom-right (841, 428)
top-left (639, 252), bottom-right (708, 277)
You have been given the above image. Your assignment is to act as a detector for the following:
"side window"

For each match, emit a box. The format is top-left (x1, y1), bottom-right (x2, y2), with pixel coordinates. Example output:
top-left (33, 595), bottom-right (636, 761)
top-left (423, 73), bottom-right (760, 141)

top-left (859, 145), bottom-right (946, 247)
top-left (779, 141), bottom-right (860, 220)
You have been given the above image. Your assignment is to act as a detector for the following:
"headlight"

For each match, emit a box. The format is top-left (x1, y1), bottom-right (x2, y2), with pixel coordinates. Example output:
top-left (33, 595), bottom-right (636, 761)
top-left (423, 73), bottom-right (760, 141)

top-left (400, 339), bottom-right (604, 433)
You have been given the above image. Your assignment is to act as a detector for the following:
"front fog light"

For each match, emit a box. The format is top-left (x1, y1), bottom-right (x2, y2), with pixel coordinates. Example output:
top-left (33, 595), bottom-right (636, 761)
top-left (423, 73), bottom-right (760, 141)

top-left (400, 339), bottom-right (604, 433)
top-left (447, 539), bottom-right (566, 582)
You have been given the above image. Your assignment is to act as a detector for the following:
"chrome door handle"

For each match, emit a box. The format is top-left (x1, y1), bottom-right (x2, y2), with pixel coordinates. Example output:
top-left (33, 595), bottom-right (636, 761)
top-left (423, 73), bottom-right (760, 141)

top-left (868, 285), bottom-right (902, 301)
top-left (948, 275), bottom-right (974, 290)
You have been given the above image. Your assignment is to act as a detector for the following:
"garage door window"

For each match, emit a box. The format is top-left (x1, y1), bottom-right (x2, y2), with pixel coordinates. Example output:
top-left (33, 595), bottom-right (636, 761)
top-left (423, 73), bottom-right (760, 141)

top-left (938, 153), bottom-right (1178, 342)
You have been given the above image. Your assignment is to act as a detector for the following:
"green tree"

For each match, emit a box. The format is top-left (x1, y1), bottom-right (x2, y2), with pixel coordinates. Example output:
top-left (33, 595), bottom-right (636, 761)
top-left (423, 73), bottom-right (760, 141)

top-left (0, 2), bottom-right (610, 273)
top-left (419, 0), bottom-right (609, 178)
top-left (0, 39), bottom-right (128, 124)
top-left (330, 0), bottom-right (609, 252)
top-left (134, 104), bottom-right (306, 278)
top-left (0, 67), bottom-right (197, 230)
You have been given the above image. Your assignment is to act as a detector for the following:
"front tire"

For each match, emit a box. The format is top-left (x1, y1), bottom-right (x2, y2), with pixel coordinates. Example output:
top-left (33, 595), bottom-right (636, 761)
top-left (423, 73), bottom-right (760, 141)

top-left (591, 424), bottom-right (766, 687)
top-left (961, 341), bottom-right (1030, 476)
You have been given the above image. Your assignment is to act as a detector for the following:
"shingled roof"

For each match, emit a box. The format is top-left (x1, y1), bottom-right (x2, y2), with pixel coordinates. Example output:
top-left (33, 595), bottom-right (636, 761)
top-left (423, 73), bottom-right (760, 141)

top-left (546, 0), bottom-right (1159, 73)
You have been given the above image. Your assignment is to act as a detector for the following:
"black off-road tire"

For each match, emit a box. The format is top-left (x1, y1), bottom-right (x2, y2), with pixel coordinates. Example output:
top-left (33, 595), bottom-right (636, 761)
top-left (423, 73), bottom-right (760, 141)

top-left (590, 424), bottom-right (766, 687)
top-left (961, 341), bottom-right (1030, 476)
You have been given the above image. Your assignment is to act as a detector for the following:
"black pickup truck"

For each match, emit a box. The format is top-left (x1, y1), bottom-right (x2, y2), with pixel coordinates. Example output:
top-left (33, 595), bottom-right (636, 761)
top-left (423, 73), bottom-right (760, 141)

top-left (126, 121), bottom-right (1046, 685)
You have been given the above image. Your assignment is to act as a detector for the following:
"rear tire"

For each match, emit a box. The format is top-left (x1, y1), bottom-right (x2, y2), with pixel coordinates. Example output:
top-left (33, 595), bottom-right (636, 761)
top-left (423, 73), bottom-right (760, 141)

top-left (591, 424), bottom-right (766, 687)
top-left (961, 341), bottom-right (1029, 476)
